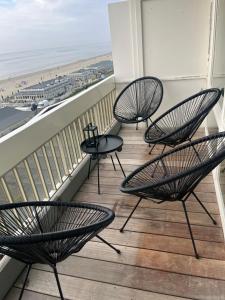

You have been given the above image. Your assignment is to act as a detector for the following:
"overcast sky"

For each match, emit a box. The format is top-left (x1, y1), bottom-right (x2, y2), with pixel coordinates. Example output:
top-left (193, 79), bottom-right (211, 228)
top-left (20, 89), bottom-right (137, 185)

top-left (0, 0), bottom-right (119, 53)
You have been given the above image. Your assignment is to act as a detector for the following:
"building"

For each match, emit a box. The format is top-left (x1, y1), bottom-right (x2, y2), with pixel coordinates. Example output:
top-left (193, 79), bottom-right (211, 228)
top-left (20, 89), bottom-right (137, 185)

top-left (69, 68), bottom-right (99, 84)
top-left (14, 76), bottom-right (72, 103)
top-left (90, 60), bottom-right (113, 74)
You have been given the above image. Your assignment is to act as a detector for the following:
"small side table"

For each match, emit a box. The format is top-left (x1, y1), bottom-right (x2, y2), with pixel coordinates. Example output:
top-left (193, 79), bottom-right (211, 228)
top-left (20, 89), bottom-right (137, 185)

top-left (81, 134), bottom-right (126, 194)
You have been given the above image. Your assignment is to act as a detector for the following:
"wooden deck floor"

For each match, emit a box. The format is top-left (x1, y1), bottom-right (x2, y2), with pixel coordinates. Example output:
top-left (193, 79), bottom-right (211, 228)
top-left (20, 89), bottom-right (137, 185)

top-left (5, 125), bottom-right (225, 300)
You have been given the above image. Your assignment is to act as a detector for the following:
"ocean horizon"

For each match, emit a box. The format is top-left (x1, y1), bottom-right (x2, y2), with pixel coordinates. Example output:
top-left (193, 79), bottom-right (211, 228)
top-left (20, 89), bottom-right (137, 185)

top-left (0, 41), bottom-right (111, 80)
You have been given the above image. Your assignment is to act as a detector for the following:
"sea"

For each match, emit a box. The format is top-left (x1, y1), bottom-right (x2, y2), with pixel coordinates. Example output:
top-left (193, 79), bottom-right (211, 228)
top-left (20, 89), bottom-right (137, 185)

top-left (0, 41), bottom-right (111, 80)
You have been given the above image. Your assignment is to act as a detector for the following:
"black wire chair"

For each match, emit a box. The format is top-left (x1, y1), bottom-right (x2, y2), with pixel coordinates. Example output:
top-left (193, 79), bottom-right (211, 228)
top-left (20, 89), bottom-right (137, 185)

top-left (119, 132), bottom-right (225, 258)
top-left (113, 76), bottom-right (163, 129)
top-left (145, 88), bottom-right (221, 154)
top-left (0, 201), bottom-right (120, 300)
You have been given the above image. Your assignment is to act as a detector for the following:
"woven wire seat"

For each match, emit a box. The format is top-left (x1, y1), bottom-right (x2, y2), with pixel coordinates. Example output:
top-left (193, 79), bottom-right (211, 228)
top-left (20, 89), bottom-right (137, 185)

top-left (120, 132), bottom-right (225, 258)
top-left (144, 88), bottom-right (221, 154)
top-left (113, 76), bottom-right (163, 128)
top-left (0, 201), bottom-right (120, 299)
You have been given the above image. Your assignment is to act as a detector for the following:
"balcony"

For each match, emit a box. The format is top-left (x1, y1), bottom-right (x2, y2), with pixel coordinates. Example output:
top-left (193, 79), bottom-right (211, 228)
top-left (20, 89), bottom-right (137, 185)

top-left (0, 79), bottom-right (224, 299)
top-left (3, 123), bottom-right (225, 300)
top-left (1, 0), bottom-right (225, 299)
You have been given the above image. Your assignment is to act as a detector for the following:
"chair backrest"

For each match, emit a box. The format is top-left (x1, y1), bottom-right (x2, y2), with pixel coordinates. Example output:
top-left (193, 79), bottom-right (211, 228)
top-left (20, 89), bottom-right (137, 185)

top-left (113, 76), bottom-right (163, 123)
top-left (121, 131), bottom-right (225, 201)
top-left (145, 88), bottom-right (221, 145)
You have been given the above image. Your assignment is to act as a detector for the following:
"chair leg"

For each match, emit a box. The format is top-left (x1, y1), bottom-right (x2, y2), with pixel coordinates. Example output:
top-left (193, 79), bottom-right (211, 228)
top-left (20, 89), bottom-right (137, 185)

top-left (151, 145), bottom-right (166, 177)
top-left (18, 264), bottom-right (32, 300)
top-left (161, 144), bottom-right (166, 155)
top-left (110, 155), bottom-right (116, 171)
top-left (96, 235), bottom-right (121, 254)
top-left (88, 156), bottom-right (92, 179)
top-left (97, 155), bottom-right (100, 194)
top-left (115, 152), bottom-right (126, 177)
top-left (120, 197), bottom-right (143, 232)
top-left (192, 192), bottom-right (217, 225)
top-left (149, 144), bottom-right (156, 155)
top-left (136, 123), bottom-right (138, 130)
top-left (52, 265), bottom-right (64, 300)
top-left (182, 201), bottom-right (199, 259)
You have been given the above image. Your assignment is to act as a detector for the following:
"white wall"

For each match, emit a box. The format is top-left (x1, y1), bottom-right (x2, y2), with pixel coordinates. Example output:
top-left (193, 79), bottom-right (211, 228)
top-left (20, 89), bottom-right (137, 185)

top-left (206, 0), bottom-right (225, 238)
top-left (108, 0), bottom-right (212, 116)
top-left (108, 1), bottom-right (134, 82)
top-left (210, 0), bottom-right (225, 105)
top-left (213, 0), bottom-right (225, 79)
top-left (154, 79), bottom-right (206, 117)
top-left (142, 0), bottom-right (211, 78)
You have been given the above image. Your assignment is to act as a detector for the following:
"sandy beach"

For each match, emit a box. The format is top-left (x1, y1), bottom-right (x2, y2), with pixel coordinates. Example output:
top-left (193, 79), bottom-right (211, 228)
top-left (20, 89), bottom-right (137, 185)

top-left (0, 53), bottom-right (112, 99)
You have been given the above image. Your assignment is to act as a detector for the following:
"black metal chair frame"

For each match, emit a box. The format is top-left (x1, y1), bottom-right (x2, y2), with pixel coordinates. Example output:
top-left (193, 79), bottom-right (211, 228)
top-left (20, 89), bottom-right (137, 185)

top-left (145, 88), bottom-right (222, 155)
top-left (113, 76), bottom-right (163, 129)
top-left (119, 132), bottom-right (225, 258)
top-left (0, 201), bottom-right (120, 300)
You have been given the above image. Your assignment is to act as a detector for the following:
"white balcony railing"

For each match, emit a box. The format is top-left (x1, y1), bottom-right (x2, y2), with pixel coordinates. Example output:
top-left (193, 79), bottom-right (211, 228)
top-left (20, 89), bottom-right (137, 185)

top-left (0, 75), bottom-right (116, 204)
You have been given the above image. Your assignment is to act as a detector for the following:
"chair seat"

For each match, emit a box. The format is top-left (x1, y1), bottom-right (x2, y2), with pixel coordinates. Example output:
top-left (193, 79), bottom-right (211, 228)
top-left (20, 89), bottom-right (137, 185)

top-left (145, 125), bottom-right (166, 142)
top-left (121, 132), bottom-right (225, 201)
top-left (116, 113), bottom-right (148, 123)
top-left (144, 88), bottom-right (222, 147)
top-left (145, 123), bottom-right (197, 145)
top-left (0, 201), bottom-right (114, 264)
top-left (123, 163), bottom-right (199, 202)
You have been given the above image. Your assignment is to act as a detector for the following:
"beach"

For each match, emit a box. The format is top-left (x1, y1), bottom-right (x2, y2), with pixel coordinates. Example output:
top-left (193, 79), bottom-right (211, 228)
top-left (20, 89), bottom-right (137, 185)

top-left (0, 53), bottom-right (112, 99)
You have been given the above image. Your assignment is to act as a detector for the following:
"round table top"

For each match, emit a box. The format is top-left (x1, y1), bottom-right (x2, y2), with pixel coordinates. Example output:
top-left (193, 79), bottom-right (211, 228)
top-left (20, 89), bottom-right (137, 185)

top-left (80, 134), bottom-right (123, 155)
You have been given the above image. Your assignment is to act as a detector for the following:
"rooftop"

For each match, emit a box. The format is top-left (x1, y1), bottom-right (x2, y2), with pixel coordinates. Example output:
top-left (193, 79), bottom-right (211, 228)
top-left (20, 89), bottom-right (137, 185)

top-left (5, 125), bottom-right (224, 300)
top-left (0, 107), bottom-right (33, 134)
top-left (22, 77), bottom-right (69, 91)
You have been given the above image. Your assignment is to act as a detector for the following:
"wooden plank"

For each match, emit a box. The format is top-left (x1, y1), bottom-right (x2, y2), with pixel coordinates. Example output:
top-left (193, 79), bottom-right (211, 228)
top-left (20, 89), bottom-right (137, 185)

top-left (87, 174), bottom-right (214, 186)
top-left (74, 199), bottom-right (221, 227)
top-left (79, 182), bottom-right (216, 196)
top-left (110, 217), bottom-right (224, 242)
top-left (75, 191), bottom-right (219, 214)
top-left (75, 242), bottom-right (225, 281)
top-left (5, 287), bottom-right (58, 300)
top-left (96, 163), bottom-right (216, 191)
top-left (94, 228), bottom-right (225, 260)
top-left (33, 256), bottom-right (225, 300)
top-left (15, 268), bottom-right (185, 300)
top-left (111, 204), bottom-right (221, 227)
top-left (90, 169), bottom-right (214, 184)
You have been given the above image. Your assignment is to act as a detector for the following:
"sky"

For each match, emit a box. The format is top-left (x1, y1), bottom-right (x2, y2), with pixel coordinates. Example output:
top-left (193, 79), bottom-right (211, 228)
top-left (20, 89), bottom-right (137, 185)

top-left (0, 0), bottom-right (119, 54)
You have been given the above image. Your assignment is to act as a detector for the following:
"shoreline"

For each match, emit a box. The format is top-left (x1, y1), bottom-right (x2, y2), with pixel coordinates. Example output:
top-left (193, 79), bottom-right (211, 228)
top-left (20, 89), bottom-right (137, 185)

top-left (0, 52), bottom-right (112, 99)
